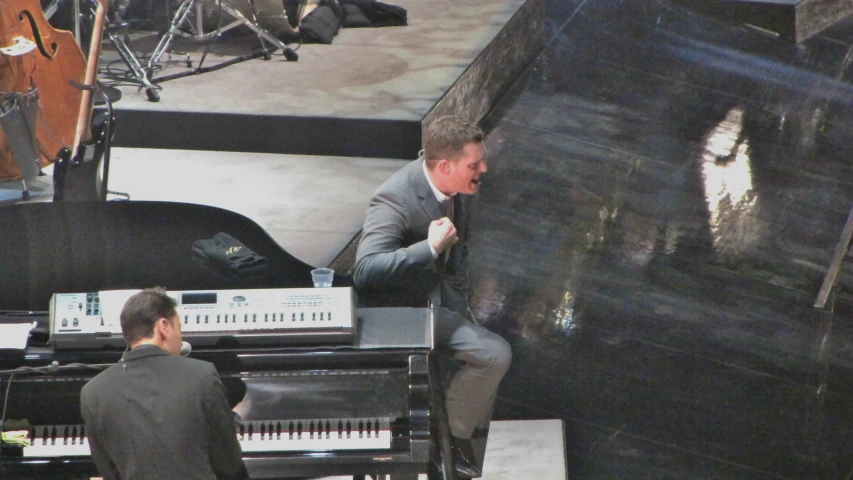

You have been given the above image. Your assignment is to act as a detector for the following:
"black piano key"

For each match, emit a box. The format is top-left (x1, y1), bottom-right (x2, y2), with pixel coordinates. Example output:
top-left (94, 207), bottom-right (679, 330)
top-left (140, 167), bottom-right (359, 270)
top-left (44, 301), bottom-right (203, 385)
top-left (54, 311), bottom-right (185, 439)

top-left (50, 426), bottom-right (57, 445)
top-left (288, 421), bottom-right (294, 439)
top-left (338, 420), bottom-right (343, 438)
top-left (248, 423), bottom-right (254, 438)
top-left (325, 420), bottom-right (331, 439)
top-left (297, 421), bottom-right (303, 439)
top-left (346, 420), bottom-right (352, 438)
top-left (375, 419), bottom-right (380, 436)
top-left (276, 421), bottom-right (282, 439)
top-left (358, 420), bottom-right (364, 438)
top-left (260, 422), bottom-right (266, 439)
top-left (309, 420), bottom-right (315, 439)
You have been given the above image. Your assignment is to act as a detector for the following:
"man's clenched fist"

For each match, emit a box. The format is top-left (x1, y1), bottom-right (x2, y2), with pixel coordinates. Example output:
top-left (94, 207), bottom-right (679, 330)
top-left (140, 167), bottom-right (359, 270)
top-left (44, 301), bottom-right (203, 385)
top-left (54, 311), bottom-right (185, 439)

top-left (428, 217), bottom-right (458, 254)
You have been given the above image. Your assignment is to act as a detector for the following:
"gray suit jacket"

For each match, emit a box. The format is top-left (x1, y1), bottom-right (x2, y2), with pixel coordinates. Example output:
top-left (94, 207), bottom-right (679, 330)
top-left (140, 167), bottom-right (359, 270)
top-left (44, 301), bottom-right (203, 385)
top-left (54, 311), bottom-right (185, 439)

top-left (353, 158), bottom-right (473, 312)
top-left (80, 345), bottom-right (245, 480)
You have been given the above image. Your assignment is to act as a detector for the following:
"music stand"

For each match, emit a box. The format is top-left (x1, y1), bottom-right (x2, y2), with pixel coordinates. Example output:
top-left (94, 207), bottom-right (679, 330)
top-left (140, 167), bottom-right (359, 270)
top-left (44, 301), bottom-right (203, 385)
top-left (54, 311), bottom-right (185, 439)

top-left (146, 0), bottom-right (298, 83)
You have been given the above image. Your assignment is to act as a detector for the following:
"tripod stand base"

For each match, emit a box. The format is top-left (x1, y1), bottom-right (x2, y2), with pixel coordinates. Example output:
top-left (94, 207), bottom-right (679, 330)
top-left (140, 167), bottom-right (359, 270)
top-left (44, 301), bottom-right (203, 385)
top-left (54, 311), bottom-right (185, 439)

top-left (148, 0), bottom-right (300, 82)
top-left (107, 27), bottom-right (161, 103)
top-left (153, 49), bottom-right (268, 83)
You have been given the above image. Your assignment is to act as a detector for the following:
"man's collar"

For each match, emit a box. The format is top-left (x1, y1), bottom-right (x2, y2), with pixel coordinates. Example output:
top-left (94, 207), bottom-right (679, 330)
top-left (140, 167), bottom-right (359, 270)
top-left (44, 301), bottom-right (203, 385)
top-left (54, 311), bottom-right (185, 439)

top-left (122, 343), bottom-right (169, 362)
top-left (422, 159), bottom-right (454, 203)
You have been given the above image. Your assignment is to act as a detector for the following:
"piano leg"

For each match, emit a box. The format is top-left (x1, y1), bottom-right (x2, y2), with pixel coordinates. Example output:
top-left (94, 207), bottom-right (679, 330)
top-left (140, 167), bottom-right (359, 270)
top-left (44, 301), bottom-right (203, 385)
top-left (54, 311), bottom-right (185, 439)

top-left (428, 353), bottom-right (458, 480)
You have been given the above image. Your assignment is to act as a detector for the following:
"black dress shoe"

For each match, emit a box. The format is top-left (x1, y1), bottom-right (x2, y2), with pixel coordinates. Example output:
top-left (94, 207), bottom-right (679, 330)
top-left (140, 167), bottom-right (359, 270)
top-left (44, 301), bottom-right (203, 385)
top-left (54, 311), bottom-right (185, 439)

top-left (452, 439), bottom-right (482, 478)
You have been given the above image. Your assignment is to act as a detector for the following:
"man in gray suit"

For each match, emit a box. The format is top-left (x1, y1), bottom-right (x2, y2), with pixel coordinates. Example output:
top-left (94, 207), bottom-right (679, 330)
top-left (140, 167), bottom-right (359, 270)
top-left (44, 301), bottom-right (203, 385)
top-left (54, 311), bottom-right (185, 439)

top-left (80, 288), bottom-right (246, 480)
top-left (354, 115), bottom-right (512, 478)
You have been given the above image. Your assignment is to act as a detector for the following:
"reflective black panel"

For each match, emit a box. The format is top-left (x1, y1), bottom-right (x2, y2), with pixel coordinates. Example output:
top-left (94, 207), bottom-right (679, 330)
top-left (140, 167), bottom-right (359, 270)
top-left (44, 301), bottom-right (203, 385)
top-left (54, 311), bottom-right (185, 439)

top-left (479, 0), bottom-right (853, 477)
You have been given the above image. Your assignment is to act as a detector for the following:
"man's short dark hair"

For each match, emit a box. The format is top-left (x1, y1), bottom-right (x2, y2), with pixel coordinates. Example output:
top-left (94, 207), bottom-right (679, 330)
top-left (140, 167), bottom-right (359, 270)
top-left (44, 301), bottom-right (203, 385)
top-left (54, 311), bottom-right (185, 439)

top-left (423, 115), bottom-right (484, 164)
top-left (120, 287), bottom-right (178, 344)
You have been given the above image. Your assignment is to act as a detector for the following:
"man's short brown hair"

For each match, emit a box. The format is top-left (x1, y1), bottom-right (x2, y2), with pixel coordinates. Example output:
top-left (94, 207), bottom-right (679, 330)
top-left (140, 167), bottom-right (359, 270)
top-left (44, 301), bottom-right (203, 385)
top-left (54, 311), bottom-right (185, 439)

top-left (423, 115), bottom-right (484, 164)
top-left (120, 287), bottom-right (178, 344)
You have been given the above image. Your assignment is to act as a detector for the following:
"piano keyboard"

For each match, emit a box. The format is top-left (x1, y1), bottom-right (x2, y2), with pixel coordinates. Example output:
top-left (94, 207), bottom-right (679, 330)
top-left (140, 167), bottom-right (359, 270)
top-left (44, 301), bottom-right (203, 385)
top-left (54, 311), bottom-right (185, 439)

top-left (237, 418), bottom-right (391, 452)
top-left (23, 418), bottom-right (391, 457)
top-left (24, 425), bottom-right (90, 457)
top-left (50, 287), bottom-right (357, 349)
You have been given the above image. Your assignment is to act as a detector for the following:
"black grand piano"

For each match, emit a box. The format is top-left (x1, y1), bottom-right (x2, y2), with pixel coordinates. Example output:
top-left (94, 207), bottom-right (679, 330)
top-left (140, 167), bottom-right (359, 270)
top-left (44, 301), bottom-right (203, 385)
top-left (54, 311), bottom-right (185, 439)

top-left (0, 201), bottom-right (456, 480)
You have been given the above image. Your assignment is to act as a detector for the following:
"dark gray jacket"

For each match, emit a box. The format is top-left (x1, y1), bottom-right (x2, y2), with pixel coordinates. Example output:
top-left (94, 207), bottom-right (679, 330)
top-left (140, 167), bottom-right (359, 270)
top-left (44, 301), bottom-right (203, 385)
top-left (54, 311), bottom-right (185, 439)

top-left (353, 158), bottom-right (473, 312)
top-left (80, 344), bottom-right (245, 480)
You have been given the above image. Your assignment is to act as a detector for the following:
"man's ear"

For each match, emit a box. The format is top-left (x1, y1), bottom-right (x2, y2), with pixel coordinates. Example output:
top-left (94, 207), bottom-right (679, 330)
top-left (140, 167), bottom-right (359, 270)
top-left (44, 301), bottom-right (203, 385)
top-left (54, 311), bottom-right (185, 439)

top-left (154, 317), bottom-right (169, 339)
top-left (437, 159), bottom-right (451, 175)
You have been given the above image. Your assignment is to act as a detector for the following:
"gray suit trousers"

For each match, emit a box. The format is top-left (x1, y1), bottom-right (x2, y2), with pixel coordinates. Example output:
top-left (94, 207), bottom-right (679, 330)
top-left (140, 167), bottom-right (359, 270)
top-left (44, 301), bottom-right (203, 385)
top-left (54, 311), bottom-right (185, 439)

top-left (434, 305), bottom-right (512, 439)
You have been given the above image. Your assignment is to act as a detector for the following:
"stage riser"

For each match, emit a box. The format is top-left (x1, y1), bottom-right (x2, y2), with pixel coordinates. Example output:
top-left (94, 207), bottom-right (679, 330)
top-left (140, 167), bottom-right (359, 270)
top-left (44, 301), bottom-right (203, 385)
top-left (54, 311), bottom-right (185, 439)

top-left (424, 0), bottom-right (545, 129)
top-left (111, 112), bottom-right (423, 160)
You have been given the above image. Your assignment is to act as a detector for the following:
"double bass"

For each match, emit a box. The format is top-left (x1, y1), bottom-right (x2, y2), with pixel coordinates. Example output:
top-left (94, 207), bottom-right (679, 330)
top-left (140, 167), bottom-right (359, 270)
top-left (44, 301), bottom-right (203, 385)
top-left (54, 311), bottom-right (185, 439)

top-left (0, 0), bottom-right (87, 181)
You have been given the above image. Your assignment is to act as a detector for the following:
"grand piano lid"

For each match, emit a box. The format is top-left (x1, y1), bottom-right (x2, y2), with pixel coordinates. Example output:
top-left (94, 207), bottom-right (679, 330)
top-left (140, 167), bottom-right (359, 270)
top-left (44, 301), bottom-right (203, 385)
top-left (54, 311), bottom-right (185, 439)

top-left (0, 201), bottom-right (352, 312)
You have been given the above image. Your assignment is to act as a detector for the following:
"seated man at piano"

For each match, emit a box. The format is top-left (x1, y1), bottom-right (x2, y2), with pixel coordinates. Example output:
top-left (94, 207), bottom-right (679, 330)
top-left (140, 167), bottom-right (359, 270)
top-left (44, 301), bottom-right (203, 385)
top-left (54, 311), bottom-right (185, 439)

top-left (353, 115), bottom-right (512, 478)
top-left (79, 288), bottom-right (248, 480)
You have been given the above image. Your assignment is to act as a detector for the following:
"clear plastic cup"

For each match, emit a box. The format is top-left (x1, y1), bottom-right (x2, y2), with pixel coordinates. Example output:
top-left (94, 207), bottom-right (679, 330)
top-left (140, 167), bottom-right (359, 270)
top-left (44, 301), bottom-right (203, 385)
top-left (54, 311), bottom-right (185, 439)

top-left (311, 268), bottom-right (334, 288)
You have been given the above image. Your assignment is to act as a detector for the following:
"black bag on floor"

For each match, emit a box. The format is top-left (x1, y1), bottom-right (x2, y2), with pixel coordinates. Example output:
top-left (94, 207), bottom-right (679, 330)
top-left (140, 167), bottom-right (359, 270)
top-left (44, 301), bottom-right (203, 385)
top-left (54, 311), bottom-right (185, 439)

top-left (300, 0), bottom-right (343, 44)
top-left (341, 0), bottom-right (406, 27)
